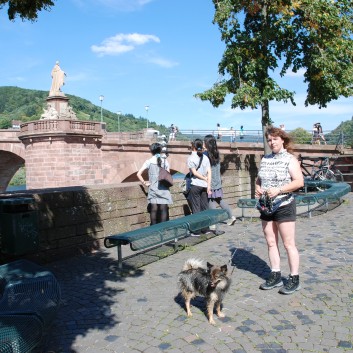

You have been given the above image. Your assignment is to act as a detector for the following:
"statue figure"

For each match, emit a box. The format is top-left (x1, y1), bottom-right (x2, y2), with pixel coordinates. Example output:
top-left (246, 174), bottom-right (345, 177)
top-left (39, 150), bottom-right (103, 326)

top-left (41, 104), bottom-right (59, 119)
top-left (49, 61), bottom-right (66, 96)
top-left (61, 105), bottom-right (77, 120)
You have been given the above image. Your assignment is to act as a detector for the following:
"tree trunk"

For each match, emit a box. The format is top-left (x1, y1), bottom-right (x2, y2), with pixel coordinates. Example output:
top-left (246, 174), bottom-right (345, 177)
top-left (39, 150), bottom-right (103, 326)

top-left (261, 100), bottom-right (271, 154)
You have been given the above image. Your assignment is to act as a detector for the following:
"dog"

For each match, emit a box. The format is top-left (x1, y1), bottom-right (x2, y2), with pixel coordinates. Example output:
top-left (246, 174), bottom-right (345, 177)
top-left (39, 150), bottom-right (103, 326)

top-left (177, 258), bottom-right (231, 325)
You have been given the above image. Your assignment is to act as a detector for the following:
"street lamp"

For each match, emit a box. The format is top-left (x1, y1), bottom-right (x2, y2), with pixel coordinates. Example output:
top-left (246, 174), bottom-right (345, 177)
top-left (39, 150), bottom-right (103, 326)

top-left (145, 105), bottom-right (149, 129)
top-left (99, 95), bottom-right (104, 123)
top-left (117, 111), bottom-right (122, 133)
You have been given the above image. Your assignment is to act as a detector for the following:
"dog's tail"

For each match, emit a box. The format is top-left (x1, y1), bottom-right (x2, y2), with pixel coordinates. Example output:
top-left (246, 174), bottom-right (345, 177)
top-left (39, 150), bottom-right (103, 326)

top-left (182, 258), bottom-right (205, 271)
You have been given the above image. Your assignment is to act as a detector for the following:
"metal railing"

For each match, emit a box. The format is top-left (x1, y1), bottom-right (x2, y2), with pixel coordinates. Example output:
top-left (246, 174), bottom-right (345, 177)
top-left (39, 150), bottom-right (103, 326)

top-left (103, 128), bottom-right (353, 149)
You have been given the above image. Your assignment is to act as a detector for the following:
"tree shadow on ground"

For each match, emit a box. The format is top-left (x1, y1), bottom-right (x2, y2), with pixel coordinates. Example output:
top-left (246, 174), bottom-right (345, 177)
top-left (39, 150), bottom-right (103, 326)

top-left (229, 247), bottom-right (270, 280)
top-left (34, 250), bottom-right (145, 353)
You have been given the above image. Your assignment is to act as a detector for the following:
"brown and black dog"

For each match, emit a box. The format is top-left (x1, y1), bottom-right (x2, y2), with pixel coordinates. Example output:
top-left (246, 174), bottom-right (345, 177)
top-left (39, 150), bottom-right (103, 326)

top-left (177, 258), bottom-right (231, 325)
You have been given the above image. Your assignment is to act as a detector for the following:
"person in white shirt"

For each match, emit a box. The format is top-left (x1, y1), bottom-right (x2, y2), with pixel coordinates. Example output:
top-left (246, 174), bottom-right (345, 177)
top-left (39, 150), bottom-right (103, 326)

top-left (137, 143), bottom-right (173, 225)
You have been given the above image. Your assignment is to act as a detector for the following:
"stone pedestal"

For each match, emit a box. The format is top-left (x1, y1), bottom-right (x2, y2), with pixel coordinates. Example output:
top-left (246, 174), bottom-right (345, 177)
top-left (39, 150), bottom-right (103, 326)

top-left (41, 95), bottom-right (77, 120)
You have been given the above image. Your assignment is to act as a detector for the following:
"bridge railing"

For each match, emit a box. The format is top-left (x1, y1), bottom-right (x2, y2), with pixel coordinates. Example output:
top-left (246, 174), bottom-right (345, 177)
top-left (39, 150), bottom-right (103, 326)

top-left (175, 130), bottom-right (353, 148)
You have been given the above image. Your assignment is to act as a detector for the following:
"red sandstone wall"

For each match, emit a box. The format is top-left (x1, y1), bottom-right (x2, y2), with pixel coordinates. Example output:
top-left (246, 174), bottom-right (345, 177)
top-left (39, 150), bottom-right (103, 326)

top-left (24, 137), bottom-right (104, 189)
top-left (0, 160), bottom-right (254, 265)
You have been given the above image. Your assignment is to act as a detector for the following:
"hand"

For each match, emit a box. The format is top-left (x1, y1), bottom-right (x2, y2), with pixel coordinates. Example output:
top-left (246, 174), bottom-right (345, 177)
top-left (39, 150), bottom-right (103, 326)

top-left (266, 187), bottom-right (281, 198)
top-left (255, 187), bottom-right (263, 198)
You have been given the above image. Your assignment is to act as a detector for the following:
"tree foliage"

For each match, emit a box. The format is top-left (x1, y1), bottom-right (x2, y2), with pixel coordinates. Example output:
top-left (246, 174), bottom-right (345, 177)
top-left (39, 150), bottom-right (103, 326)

top-left (0, 0), bottom-right (55, 21)
top-left (195, 0), bottom-right (353, 151)
top-left (288, 127), bottom-right (312, 144)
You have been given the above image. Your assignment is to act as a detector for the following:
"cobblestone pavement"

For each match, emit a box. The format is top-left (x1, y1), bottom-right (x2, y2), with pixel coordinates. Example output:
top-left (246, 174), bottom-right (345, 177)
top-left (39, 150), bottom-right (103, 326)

top-left (36, 194), bottom-right (353, 353)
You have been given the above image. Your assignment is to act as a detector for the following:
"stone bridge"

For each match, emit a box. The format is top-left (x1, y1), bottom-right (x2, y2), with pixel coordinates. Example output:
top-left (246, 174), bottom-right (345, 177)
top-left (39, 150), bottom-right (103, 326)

top-left (0, 120), bottom-right (350, 192)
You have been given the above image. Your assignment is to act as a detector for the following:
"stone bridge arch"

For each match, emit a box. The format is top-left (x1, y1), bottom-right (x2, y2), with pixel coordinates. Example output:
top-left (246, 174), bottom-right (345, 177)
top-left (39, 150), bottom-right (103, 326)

top-left (0, 140), bottom-right (26, 192)
top-left (102, 149), bottom-right (189, 183)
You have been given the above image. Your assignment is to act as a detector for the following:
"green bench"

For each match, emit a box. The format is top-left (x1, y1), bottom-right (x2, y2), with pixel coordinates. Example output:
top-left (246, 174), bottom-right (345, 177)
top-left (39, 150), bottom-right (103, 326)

top-left (236, 199), bottom-right (257, 220)
top-left (0, 260), bottom-right (61, 353)
top-left (0, 314), bottom-right (44, 353)
top-left (104, 209), bottom-right (229, 269)
top-left (237, 180), bottom-right (351, 219)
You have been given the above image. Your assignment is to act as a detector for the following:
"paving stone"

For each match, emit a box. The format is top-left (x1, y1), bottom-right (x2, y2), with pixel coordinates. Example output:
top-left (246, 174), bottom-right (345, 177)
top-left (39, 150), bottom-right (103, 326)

top-left (32, 193), bottom-right (353, 353)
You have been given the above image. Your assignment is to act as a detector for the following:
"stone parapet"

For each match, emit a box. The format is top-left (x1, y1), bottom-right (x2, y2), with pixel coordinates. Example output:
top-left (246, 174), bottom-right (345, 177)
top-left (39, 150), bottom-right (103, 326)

top-left (19, 120), bottom-right (103, 139)
top-left (0, 164), bottom-right (255, 264)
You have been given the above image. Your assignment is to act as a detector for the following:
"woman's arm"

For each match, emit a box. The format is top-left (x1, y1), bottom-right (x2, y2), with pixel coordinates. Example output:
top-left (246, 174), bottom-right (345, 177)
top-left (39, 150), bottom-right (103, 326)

top-left (206, 166), bottom-right (212, 194)
top-left (137, 166), bottom-right (150, 187)
top-left (255, 177), bottom-right (263, 198)
top-left (191, 167), bottom-right (207, 182)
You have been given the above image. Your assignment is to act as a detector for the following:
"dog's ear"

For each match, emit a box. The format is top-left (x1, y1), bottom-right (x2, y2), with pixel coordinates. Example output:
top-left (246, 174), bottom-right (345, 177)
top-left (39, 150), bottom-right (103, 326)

top-left (221, 265), bottom-right (228, 273)
top-left (207, 262), bottom-right (213, 270)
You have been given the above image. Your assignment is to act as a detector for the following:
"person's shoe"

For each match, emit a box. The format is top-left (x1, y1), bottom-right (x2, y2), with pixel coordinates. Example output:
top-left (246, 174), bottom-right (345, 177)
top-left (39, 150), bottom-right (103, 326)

top-left (227, 216), bottom-right (237, 226)
top-left (212, 230), bottom-right (225, 236)
top-left (260, 271), bottom-right (283, 290)
top-left (201, 230), bottom-right (213, 235)
top-left (201, 227), bottom-right (213, 234)
top-left (279, 275), bottom-right (300, 295)
top-left (189, 232), bottom-right (200, 237)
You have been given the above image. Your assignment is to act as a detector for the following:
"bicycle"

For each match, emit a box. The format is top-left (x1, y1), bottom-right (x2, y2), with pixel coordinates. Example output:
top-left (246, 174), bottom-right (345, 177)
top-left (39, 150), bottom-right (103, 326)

top-left (298, 155), bottom-right (344, 191)
top-left (312, 156), bottom-right (344, 183)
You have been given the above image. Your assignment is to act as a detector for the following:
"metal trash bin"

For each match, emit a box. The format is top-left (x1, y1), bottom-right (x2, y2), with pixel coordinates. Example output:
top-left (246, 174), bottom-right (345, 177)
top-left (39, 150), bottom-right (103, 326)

top-left (0, 197), bottom-right (39, 255)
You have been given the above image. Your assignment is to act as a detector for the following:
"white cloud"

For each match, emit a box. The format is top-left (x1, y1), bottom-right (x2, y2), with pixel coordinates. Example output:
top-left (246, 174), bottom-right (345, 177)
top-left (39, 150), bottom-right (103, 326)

top-left (91, 33), bottom-right (160, 57)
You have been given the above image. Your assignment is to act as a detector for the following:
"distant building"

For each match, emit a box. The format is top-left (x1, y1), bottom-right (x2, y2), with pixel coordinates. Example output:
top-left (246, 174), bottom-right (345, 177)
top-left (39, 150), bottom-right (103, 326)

top-left (11, 120), bottom-right (22, 129)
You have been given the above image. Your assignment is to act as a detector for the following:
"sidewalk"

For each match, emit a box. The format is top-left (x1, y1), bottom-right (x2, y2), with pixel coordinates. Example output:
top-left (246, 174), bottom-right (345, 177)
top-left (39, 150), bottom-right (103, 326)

top-left (36, 193), bottom-right (353, 353)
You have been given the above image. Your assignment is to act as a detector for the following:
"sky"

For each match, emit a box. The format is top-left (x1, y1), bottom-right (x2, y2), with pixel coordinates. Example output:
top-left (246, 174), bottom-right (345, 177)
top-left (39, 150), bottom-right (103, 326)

top-left (1, 0), bottom-right (352, 132)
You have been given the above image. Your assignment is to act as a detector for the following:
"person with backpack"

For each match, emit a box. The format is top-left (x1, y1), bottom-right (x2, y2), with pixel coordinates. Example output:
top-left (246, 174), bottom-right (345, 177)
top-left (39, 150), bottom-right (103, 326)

top-left (316, 123), bottom-right (326, 144)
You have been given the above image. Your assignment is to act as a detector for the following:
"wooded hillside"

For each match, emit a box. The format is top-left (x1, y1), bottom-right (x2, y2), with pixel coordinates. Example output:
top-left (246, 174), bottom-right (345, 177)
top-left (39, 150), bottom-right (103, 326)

top-left (0, 86), bottom-right (169, 134)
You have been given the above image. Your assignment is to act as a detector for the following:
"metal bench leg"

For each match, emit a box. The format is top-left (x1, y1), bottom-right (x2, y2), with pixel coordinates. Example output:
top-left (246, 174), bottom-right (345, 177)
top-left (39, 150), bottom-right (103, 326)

top-left (117, 245), bottom-right (123, 269)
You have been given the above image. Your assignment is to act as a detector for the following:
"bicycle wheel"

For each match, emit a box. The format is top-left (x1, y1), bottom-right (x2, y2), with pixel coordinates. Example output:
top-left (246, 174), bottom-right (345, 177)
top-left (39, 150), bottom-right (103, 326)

top-left (312, 168), bottom-right (337, 191)
top-left (313, 168), bottom-right (337, 181)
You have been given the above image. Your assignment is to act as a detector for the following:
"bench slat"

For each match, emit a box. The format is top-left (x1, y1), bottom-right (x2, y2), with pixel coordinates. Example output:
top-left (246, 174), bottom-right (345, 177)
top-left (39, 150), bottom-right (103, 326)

top-left (104, 209), bottom-right (229, 269)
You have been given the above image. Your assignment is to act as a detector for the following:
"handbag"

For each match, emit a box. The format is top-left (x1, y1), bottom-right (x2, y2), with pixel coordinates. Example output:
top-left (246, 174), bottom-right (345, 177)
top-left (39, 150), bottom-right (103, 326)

top-left (158, 165), bottom-right (173, 187)
top-left (181, 155), bottom-right (203, 195)
top-left (181, 172), bottom-right (192, 195)
top-left (256, 192), bottom-right (291, 216)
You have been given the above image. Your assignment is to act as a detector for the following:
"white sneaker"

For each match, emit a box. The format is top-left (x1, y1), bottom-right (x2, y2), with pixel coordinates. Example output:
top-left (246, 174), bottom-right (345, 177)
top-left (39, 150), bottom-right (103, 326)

top-left (227, 216), bottom-right (237, 226)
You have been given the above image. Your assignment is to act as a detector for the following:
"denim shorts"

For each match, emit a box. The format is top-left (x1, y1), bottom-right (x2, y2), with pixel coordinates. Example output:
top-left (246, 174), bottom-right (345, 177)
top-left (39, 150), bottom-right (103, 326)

top-left (260, 199), bottom-right (296, 222)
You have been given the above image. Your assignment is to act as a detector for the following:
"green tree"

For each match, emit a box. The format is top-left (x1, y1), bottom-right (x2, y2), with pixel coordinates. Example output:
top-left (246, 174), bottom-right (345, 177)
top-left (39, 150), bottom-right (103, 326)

top-left (195, 0), bottom-right (353, 153)
top-left (0, 0), bottom-right (54, 21)
top-left (289, 127), bottom-right (312, 144)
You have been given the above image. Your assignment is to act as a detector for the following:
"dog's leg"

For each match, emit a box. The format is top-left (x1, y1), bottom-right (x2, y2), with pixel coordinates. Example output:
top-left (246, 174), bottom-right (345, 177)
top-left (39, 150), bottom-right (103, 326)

top-left (215, 301), bottom-right (225, 318)
top-left (207, 301), bottom-right (216, 325)
top-left (183, 292), bottom-right (193, 317)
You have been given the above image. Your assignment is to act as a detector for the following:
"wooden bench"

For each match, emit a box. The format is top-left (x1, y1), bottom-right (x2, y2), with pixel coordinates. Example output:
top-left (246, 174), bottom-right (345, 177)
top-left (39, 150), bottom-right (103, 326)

top-left (0, 260), bottom-right (61, 353)
top-left (104, 209), bottom-right (229, 269)
top-left (237, 180), bottom-right (351, 219)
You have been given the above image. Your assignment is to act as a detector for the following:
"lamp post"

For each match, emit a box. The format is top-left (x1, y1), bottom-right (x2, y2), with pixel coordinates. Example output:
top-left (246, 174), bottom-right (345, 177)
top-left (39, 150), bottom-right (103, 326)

top-left (145, 105), bottom-right (149, 129)
top-left (99, 95), bottom-right (104, 123)
top-left (117, 111), bottom-right (122, 133)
